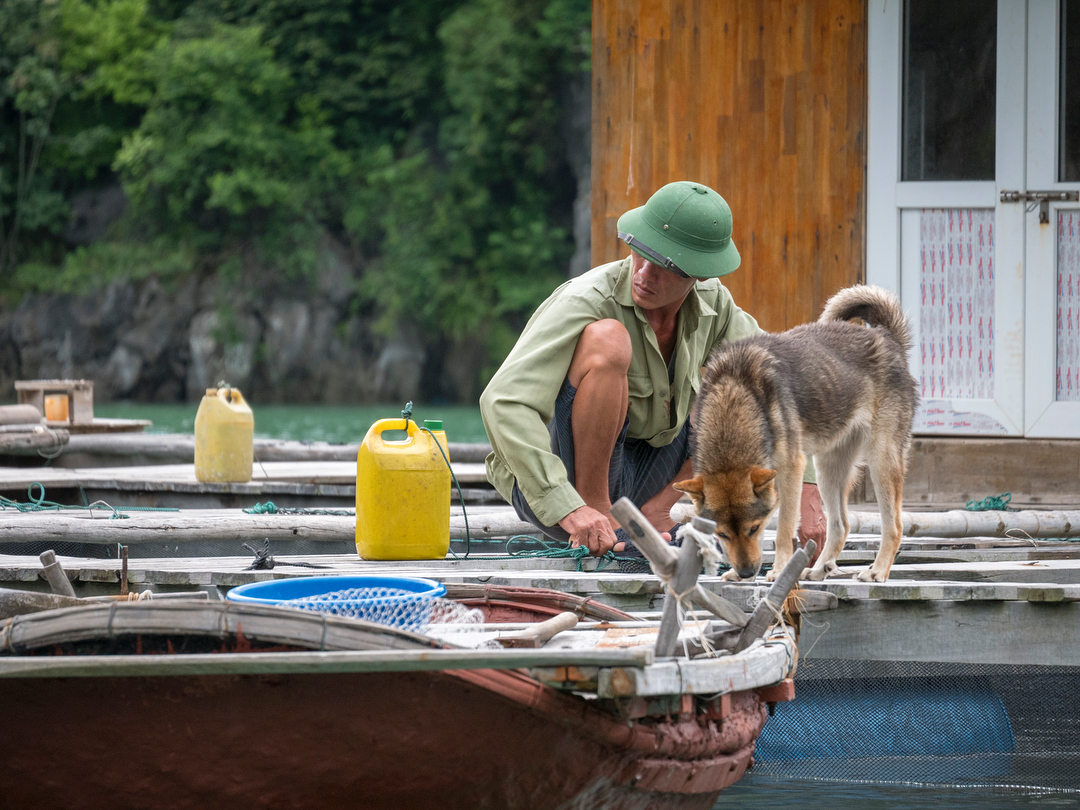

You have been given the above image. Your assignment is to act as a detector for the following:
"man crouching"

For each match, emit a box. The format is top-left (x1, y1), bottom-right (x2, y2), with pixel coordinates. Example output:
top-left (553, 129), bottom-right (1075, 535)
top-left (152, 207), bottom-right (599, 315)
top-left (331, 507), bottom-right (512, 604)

top-left (480, 181), bottom-right (824, 559)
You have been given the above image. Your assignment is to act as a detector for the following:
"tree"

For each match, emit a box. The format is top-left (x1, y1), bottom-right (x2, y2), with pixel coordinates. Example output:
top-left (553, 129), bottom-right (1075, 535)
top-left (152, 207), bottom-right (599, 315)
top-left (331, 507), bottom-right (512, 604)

top-left (0, 0), bottom-right (71, 276)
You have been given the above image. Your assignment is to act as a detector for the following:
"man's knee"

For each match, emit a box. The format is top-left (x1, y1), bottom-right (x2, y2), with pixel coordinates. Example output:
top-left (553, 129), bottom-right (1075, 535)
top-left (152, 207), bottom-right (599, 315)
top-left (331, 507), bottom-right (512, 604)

top-left (569, 319), bottom-right (632, 386)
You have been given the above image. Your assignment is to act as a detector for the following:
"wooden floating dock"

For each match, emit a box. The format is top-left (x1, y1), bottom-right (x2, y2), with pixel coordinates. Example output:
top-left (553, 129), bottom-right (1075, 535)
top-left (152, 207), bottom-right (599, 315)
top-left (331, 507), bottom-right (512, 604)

top-left (1, 432), bottom-right (1077, 671)
top-left (1, 511), bottom-right (1077, 667)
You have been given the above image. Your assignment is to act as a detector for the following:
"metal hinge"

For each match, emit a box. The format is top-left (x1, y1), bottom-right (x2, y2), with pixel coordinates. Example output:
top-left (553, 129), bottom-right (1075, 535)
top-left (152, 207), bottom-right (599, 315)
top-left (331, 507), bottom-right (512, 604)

top-left (999, 189), bottom-right (1080, 223)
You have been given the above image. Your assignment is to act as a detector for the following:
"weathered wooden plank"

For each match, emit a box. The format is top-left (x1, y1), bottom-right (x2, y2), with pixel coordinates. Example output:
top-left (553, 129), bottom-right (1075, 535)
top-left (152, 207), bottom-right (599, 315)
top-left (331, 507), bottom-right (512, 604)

top-left (5, 433), bottom-right (493, 465)
top-left (596, 633), bottom-right (796, 698)
top-left (592, 0), bottom-right (866, 330)
top-left (670, 502), bottom-right (1080, 538)
top-left (0, 461), bottom-right (490, 489)
top-left (6, 552), bottom-right (1078, 604)
top-left (0, 646), bottom-right (654, 679)
top-left (799, 600), bottom-right (1080, 666)
top-left (0, 427), bottom-right (68, 453)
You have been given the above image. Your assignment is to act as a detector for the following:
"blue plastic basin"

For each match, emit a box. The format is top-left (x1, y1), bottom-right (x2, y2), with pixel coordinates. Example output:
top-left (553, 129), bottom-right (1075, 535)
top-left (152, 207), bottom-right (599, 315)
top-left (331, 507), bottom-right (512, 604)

top-left (226, 575), bottom-right (446, 631)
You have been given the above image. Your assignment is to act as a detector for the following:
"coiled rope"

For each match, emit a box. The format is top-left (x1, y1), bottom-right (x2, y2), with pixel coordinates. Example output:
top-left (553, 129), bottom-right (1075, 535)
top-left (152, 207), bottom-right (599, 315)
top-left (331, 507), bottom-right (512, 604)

top-left (0, 483), bottom-right (179, 519)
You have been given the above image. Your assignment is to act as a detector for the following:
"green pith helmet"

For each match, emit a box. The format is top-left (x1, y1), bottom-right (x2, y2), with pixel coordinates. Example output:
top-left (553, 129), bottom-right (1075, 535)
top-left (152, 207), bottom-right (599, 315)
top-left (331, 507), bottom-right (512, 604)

top-left (616, 181), bottom-right (740, 279)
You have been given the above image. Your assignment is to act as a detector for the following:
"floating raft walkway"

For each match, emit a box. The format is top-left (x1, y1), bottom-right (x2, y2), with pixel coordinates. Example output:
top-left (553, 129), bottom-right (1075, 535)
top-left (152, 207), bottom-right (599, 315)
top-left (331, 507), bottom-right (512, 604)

top-left (0, 461), bottom-right (498, 510)
top-left (1, 505), bottom-right (1077, 667)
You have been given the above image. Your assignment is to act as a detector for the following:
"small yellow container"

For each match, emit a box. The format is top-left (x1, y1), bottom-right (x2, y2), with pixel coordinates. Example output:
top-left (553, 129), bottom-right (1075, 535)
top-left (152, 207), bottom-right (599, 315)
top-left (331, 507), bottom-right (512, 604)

top-left (356, 418), bottom-right (450, 560)
top-left (44, 395), bottom-right (69, 422)
top-left (194, 387), bottom-right (254, 483)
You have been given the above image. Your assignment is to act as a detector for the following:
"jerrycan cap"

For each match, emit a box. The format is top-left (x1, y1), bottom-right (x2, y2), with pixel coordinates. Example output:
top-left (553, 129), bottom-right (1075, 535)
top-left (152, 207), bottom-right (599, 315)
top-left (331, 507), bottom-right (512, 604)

top-left (423, 419), bottom-right (443, 431)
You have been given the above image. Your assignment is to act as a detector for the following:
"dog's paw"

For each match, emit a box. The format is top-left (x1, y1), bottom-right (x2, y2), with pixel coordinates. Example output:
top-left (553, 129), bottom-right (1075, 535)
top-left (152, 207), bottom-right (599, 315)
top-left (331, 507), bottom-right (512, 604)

top-left (720, 569), bottom-right (743, 582)
top-left (803, 560), bottom-right (838, 581)
top-left (764, 567), bottom-right (781, 582)
top-left (854, 567), bottom-right (888, 582)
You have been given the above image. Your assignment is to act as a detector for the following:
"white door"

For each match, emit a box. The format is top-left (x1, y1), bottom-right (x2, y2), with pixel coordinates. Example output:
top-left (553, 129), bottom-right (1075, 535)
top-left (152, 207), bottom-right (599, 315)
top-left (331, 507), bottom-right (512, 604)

top-left (1023, 0), bottom-right (1080, 435)
top-left (867, 0), bottom-right (1080, 438)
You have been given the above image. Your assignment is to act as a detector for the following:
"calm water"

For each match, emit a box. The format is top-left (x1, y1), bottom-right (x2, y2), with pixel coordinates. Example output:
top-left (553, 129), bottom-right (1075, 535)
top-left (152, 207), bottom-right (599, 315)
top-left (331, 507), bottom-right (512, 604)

top-left (96, 402), bottom-right (1080, 809)
top-left (718, 778), bottom-right (1080, 808)
top-left (95, 402), bottom-right (491, 444)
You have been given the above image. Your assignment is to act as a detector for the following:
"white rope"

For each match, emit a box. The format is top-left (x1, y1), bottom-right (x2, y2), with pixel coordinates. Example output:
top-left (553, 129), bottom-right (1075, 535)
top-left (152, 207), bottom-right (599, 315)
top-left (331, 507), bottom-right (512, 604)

top-left (680, 521), bottom-right (726, 575)
top-left (651, 531), bottom-right (722, 658)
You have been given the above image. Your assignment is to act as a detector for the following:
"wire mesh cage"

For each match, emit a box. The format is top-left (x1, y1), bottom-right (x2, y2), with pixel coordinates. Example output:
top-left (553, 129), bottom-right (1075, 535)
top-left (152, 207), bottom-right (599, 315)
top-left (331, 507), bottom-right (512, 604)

top-left (751, 659), bottom-right (1080, 795)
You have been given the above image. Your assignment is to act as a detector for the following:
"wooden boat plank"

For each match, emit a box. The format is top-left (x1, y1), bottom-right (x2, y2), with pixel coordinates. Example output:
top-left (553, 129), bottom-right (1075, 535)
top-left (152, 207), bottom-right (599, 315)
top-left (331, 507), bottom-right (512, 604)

top-left (596, 634), bottom-right (796, 698)
top-left (0, 646), bottom-right (653, 679)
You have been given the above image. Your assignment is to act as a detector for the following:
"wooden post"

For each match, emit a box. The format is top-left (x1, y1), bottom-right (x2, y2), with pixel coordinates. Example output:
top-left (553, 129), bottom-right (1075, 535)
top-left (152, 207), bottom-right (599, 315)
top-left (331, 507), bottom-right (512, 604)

top-left (496, 612), bottom-right (579, 648)
top-left (732, 540), bottom-right (816, 653)
top-left (654, 533), bottom-right (703, 658)
top-left (38, 550), bottom-right (77, 598)
top-left (611, 497), bottom-right (748, 628)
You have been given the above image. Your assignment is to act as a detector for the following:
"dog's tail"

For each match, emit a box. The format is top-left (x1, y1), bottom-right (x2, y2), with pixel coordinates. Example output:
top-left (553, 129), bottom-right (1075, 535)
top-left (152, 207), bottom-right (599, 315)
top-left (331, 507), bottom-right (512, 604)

top-left (819, 285), bottom-right (912, 354)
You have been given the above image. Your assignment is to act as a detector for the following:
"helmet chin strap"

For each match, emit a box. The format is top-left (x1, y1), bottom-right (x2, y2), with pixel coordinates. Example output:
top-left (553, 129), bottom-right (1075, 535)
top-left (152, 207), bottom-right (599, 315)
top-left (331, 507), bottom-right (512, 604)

top-left (617, 231), bottom-right (692, 279)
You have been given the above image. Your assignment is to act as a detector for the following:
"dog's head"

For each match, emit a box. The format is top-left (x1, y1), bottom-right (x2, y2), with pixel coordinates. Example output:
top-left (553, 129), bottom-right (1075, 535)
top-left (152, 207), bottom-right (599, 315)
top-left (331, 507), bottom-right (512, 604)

top-left (673, 468), bottom-right (778, 579)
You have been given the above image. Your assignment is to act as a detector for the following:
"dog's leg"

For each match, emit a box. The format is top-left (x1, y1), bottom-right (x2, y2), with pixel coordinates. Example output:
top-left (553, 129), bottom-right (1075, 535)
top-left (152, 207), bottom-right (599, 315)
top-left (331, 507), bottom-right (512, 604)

top-left (858, 447), bottom-right (906, 582)
top-left (766, 450), bottom-right (804, 582)
top-left (803, 436), bottom-right (861, 581)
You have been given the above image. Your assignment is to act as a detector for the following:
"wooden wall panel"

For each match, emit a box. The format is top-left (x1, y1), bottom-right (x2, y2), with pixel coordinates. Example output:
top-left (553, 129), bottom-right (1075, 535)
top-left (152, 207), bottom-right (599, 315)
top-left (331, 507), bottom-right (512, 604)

top-left (591, 0), bottom-right (867, 330)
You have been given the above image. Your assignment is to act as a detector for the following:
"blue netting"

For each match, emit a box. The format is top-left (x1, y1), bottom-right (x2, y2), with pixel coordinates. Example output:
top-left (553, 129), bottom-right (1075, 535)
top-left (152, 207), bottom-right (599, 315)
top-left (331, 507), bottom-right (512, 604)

top-left (286, 586), bottom-right (437, 632)
top-left (751, 661), bottom-right (1080, 794)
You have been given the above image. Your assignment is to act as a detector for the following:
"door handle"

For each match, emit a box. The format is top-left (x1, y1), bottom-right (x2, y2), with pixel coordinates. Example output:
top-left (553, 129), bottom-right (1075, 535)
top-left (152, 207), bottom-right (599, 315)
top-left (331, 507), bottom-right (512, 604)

top-left (1000, 190), bottom-right (1080, 224)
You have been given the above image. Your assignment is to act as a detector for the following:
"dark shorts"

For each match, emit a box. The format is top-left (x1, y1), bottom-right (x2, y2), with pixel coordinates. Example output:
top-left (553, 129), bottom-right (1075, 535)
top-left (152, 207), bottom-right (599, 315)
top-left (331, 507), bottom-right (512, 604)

top-left (511, 378), bottom-right (692, 544)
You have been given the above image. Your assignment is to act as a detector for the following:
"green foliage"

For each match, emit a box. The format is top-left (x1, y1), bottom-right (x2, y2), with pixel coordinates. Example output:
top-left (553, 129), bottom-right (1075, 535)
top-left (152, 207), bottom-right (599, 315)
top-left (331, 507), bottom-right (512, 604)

top-left (114, 23), bottom-right (337, 230)
top-left (354, 0), bottom-right (587, 348)
top-left (14, 236), bottom-right (195, 295)
top-left (1, 0), bottom-right (591, 396)
top-left (0, 0), bottom-right (73, 273)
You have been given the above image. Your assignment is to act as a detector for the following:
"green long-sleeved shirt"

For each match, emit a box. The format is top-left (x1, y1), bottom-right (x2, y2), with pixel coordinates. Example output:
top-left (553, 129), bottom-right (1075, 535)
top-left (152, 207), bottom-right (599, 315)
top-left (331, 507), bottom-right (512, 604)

top-left (481, 257), bottom-right (797, 526)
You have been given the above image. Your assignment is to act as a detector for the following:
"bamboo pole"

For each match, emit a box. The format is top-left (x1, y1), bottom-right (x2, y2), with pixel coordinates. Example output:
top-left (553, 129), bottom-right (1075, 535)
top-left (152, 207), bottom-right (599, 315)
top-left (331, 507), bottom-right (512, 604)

top-left (38, 550), bottom-right (76, 597)
top-left (670, 504), bottom-right (1080, 538)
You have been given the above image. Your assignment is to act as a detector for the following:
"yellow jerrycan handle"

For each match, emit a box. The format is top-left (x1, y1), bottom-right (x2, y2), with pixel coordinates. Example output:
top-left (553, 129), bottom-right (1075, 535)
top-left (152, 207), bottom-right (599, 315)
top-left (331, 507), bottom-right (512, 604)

top-left (367, 417), bottom-right (422, 446)
top-left (217, 387), bottom-right (249, 409)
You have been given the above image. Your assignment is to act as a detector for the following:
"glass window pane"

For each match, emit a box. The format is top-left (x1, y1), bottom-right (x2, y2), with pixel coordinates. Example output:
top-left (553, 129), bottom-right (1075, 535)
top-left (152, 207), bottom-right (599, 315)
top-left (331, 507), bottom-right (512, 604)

top-left (1062, 0), bottom-right (1080, 181)
top-left (902, 0), bottom-right (997, 181)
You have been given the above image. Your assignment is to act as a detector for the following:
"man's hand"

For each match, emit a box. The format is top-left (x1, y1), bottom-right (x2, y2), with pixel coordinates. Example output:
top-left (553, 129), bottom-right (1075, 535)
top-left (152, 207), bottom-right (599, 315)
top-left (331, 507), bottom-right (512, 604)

top-left (797, 482), bottom-right (826, 565)
top-left (558, 505), bottom-right (619, 556)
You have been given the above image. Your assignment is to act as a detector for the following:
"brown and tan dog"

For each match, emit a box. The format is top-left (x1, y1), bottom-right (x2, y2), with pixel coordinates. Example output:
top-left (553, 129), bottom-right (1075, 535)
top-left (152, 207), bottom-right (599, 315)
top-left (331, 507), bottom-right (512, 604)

top-left (674, 285), bottom-right (918, 582)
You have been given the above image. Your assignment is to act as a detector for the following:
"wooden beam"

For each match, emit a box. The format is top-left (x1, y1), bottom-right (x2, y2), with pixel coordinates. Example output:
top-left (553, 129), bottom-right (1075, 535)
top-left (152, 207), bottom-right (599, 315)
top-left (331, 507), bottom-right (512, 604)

top-left (597, 633), bottom-right (795, 698)
top-left (799, 600), bottom-right (1080, 666)
top-left (0, 646), bottom-right (654, 679)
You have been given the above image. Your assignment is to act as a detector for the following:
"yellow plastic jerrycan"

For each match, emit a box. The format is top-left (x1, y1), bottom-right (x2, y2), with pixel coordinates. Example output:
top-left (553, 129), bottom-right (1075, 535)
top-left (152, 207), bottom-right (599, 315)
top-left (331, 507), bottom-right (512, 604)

top-left (194, 387), bottom-right (254, 483)
top-left (356, 418), bottom-right (450, 560)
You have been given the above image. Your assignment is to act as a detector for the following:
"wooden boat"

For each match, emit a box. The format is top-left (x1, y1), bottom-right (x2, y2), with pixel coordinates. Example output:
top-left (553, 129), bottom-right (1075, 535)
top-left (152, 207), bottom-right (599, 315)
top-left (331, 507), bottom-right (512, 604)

top-left (0, 586), bottom-right (796, 810)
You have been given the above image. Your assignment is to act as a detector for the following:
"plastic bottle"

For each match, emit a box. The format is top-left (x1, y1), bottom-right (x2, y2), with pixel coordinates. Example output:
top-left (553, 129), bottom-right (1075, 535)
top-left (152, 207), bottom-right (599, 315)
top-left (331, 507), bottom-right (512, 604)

top-left (194, 387), bottom-right (254, 483)
top-left (355, 418), bottom-right (450, 560)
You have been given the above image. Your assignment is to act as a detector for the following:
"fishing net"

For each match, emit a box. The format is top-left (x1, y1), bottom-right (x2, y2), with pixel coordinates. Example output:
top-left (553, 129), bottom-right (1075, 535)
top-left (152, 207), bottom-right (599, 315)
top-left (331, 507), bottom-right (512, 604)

top-left (750, 659), bottom-right (1080, 794)
top-left (285, 586), bottom-right (484, 634)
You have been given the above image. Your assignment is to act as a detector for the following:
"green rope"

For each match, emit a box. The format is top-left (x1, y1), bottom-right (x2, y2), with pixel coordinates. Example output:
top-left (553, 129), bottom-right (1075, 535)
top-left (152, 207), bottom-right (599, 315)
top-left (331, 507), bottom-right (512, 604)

top-left (467, 534), bottom-right (623, 572)
top-left (965, 492), bottom-right (1014, 511)
top-left (243, 501), bottom-right (355, 516)
top-left (0, 484), bottom-right (179, 519)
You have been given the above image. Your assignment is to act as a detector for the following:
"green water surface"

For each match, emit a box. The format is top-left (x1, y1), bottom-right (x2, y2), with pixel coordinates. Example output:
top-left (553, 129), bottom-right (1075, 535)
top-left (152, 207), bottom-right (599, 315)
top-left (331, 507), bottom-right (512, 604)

top-left (95, 402), bottom-right (490, 444)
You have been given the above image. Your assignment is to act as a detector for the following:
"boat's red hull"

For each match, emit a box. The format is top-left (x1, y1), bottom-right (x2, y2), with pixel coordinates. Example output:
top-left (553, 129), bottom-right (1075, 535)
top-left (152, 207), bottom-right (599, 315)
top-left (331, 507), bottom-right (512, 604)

top-left (1, 665), bottom-right (766, 810)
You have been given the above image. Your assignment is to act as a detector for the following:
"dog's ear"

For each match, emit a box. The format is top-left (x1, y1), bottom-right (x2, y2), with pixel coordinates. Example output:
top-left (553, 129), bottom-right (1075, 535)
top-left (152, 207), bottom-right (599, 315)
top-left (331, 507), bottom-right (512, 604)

top-left (749, 467), bottom-right (777, 495)
top-left (672, 477), bottom-right (703, 497)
